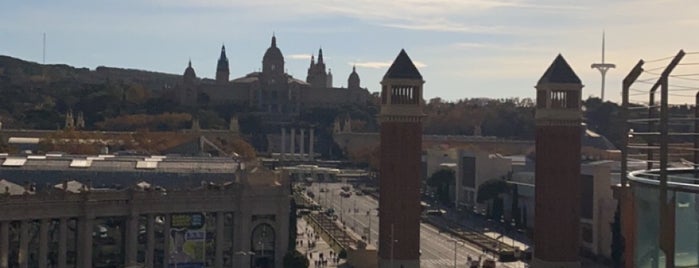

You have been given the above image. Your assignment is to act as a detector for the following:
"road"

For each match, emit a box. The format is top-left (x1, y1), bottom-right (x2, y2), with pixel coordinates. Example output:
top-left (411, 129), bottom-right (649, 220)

top-left (306, 182), bottom-right (526, 268)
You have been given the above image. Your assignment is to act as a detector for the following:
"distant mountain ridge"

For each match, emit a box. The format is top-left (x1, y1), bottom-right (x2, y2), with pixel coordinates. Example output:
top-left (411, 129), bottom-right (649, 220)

top-left (0, 54), bottom-right (181, 93)
top-left (0, 54), bottom-right (188, 130)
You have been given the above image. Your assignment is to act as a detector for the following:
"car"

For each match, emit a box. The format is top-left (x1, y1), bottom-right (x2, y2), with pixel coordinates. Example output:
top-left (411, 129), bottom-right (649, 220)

top-left (298, 209), bottom-right (311, 216)
top-left (355, 191), bottom-right (364, 196)
top-left (425, 209), bottom-right (445, 216)
top-left (340, 191), bottom-right (352, 198)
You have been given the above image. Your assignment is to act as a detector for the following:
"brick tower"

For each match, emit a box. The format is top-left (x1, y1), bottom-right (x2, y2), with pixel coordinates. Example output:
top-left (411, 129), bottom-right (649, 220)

top-left (533, 54), bottom-right (583, 268)
top-left (379, 49), bottom-right (424, 268)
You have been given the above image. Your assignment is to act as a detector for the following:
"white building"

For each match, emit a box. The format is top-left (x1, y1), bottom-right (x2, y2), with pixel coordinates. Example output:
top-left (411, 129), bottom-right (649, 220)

top-left (456, 150), bottom-right (512, 211)
top-left (508, 160), bottom-right (616, 259)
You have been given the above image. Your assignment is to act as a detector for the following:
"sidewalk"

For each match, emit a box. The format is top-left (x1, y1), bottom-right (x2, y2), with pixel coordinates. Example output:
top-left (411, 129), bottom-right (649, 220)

top-left (297, 217), bottom-right (348, 267)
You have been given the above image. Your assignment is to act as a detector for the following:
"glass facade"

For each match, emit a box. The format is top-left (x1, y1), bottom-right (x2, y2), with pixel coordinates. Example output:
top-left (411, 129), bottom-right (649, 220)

top-left (630, 170), bottom-right (699, 268)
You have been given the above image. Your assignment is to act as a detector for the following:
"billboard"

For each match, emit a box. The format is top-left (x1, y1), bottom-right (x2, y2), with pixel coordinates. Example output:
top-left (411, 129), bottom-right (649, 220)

top-left (169, 213), bottom-right (206, 268)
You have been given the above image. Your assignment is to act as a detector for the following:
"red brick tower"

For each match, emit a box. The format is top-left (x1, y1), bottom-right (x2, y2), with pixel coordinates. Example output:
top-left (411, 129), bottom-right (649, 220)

top-left (378, 49), bottom-right (424, 268)
top-left (533, 54), bottom-right (583, 268)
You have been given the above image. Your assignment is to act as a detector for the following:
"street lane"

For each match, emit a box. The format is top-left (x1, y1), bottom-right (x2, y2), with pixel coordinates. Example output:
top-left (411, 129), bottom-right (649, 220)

top-left (306, 182), bottom-right (525, 268)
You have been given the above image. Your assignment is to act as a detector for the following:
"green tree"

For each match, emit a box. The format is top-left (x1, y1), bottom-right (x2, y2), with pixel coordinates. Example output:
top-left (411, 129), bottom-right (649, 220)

top-left (477, 178), bottom-right (509, 219)
top-left (283, 250), bottom-right (309, 268)
top-left (427, 169), bottom-right (455, 206)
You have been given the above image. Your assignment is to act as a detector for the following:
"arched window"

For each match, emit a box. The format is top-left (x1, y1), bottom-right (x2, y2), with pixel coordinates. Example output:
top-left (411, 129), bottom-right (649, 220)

top-left (250, 223), bottom-right (275, 268)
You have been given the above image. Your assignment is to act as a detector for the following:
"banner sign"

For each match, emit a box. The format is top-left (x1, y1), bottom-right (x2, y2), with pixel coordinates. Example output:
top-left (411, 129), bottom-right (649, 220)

top-left (169, 213), bottom-right (206, 268)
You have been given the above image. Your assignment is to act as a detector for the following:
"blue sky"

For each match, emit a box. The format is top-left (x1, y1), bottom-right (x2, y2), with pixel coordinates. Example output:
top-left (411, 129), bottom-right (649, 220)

top-left (2, 0), bottom-right (698, 103)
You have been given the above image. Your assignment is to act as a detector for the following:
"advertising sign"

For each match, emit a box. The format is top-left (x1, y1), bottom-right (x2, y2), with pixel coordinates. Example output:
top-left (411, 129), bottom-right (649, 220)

top-left (169, 213), bottom-right (206, 268)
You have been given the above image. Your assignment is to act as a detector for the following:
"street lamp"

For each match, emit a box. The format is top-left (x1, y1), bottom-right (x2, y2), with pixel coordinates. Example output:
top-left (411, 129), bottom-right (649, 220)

top-left (449, 238), bottom-right (469, 268)
top-left (366, 208), bottom-right (378, 244)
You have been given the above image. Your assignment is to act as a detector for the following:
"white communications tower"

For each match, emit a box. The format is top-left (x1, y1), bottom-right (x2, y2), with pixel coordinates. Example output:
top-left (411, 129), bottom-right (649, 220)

top-left (591, 32), bottom-right (615, 101)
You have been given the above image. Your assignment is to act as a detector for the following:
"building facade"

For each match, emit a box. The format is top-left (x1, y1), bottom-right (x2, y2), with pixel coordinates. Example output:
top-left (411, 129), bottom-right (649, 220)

top-left (378, 49), bottom-right (424, 268)
top-left (456, 150), bottom-right (512, 210)
top-left (0, 154), bottom-right (290, 268)
top-left (509, 161), bottom-right (616, 259)
top-left (170, 36), bottom-right (372, 122)
top-left (533, 54), bottom-right (583, 267)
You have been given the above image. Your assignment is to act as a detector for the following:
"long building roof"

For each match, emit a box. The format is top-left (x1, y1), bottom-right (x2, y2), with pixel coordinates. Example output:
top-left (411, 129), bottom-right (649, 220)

top-left (0, 153), bottom-right (244, 189)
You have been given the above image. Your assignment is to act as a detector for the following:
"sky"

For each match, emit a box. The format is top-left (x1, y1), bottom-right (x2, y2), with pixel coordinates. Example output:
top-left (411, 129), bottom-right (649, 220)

top-left (1, 0), bottom-right (699, 103)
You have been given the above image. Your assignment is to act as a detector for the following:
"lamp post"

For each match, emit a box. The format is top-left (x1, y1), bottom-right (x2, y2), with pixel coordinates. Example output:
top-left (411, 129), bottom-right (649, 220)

top-left (366, 208), bottom-right (377, 244)
top-left (449, 238), bottom-right (464, 268)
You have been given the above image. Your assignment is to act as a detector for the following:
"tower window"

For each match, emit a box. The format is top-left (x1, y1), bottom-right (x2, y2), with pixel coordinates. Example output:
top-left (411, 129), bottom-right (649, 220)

top-left (390, 85), bottom-right (419, 104)
top-left (550, 90), bottom-right (567, 108)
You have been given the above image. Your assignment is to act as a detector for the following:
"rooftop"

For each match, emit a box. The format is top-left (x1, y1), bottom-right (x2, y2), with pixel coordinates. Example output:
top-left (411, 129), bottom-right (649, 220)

top-left (537, 54), bottom-right (581, 85)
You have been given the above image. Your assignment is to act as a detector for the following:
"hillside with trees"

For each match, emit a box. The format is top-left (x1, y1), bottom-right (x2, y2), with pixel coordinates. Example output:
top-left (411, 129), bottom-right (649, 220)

top-left (4, 54), bottom-right (691, 155)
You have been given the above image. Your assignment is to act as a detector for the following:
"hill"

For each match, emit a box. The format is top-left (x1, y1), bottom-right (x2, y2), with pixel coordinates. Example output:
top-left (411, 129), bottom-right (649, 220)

top-left (0, 55), bottom-right (182, 129)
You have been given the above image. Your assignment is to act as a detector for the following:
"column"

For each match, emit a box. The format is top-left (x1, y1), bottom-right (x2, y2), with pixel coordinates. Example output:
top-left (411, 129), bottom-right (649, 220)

top-left (18, 220), bottom-right (29, 268)
top-left (57, 218), bottom-right (67, 268)
top-left (0, 221), bottom-right (9, 268)
top-left (215, 212), bottom-right (224, 268)
top-left (146, 214), bottom-right (155, 268)
top-left (234, 211), bottom-right (251, 268)
top-left (290, 128), bottom-right (296, 160)
top-left (126, 215), bottom-right (139, 266)
top-left (309, 128), bottom-right (315, 160)
top-left (78, 217), bottom-right (93, 268)
top-left (39, 219), bottom-right (50, 268)
top-left (280, 127), bottom-right (286, 161)
top-left (163, 214), bottom-right (171, 268)
top-left (300, 128), bottom-right (305, 161)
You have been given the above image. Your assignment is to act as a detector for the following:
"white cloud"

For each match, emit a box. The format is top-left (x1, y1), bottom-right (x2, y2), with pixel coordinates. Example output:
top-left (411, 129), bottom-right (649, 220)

top-left (288, 54), bottom-right (313, 60)
top-left (354, 61), bottom-right (391, 69)
top-left (381, 21), bottom-right (506, 34)
top-left (353, 60), bottom-right (426, 69)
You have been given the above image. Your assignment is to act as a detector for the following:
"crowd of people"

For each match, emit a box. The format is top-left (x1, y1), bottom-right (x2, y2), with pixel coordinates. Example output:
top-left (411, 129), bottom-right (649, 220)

top-left (298, 225), bottom-right (343, 267)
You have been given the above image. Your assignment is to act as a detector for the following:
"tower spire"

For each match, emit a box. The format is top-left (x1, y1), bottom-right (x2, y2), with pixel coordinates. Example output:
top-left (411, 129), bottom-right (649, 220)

top-left (591, 31), bottom-right (616, 101)
top-left (318, 47), bottom-right (324, 63)
top-left (602, 31), bottom-right (606, 63)
top-left (271, 34), bottom-right (276, 47)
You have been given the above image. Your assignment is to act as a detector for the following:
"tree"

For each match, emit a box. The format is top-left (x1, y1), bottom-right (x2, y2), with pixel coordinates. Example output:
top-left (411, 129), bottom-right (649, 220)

top-left (125, 84), bottom-right (150, 104)
top-left (427, 169), bottom-right (455, 206)
top-left (477, 178), bottom-right (510, 219)
top-left (611, 203), bottom-right (624, 268)
top-left (476, 179), bottom-right (509, 203)
top-left (283, 250), bottom-right (309, 268)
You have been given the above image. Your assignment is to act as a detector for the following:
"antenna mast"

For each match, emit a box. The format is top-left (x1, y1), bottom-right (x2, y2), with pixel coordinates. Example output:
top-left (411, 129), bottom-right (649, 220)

top-left (591, 31), bottom-right (616, 101)
top-left (43, 33), bottom-right (46, 64)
